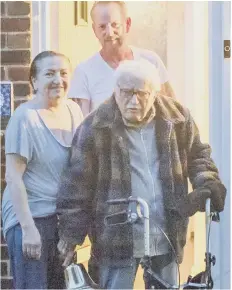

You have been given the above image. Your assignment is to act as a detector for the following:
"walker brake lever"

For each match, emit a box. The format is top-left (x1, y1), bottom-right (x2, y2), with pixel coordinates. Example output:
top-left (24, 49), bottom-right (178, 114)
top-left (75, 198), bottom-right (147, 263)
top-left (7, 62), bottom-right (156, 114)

top-left (105, 197), bottom-right (140, 226)
top-left (104, 210), bottom-right (129, 226)
top-left (212, 212), bottom-right (220, 222)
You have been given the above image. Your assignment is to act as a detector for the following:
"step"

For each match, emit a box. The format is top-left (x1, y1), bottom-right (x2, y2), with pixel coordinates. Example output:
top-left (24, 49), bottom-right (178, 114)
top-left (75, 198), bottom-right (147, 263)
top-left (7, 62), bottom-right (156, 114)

top-left (1, 277), bottom-right (13, 290)
top-left (1, 244), bottom-right (9, 260)
top-left (1, 228), bottom-right (6, 244)
top-left (1, 260), bottom-right (10, 277)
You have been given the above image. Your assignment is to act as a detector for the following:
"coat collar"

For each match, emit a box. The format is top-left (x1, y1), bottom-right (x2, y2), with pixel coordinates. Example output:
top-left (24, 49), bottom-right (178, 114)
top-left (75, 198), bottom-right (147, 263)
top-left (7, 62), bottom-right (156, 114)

top-left (92, 94), bottom-right (186, 129)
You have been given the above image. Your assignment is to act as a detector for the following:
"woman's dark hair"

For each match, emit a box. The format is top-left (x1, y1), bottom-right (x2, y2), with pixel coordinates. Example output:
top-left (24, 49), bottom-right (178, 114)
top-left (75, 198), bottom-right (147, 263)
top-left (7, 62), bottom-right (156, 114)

top-left (29, 51), bottom-right (71, 94)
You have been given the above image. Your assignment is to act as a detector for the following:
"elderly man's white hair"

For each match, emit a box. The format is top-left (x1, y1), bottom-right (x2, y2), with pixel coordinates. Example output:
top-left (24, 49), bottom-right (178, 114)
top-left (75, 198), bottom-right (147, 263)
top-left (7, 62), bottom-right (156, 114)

top-left (114, 59), bottom-right (161, 92)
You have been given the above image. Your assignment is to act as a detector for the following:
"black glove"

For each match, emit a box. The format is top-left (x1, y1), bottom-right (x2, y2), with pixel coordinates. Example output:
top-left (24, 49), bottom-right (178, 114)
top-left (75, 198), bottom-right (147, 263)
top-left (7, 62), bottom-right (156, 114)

top-left (173, 187), bottom-right (211, 218)
top-left (203, 180), bottom-right (226, 212)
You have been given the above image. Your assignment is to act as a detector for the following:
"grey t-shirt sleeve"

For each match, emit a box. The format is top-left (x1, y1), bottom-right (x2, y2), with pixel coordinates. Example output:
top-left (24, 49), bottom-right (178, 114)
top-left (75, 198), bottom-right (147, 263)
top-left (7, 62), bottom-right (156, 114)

top-left (67, 64), bottom-right (90, 100)
top-left (5, 109), bottom-right (33, 162)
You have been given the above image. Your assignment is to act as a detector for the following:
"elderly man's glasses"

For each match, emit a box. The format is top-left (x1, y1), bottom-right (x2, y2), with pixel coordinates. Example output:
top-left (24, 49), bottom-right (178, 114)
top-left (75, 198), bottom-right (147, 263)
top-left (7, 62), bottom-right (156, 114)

top-left (119, 88), bottom-right (151, 100)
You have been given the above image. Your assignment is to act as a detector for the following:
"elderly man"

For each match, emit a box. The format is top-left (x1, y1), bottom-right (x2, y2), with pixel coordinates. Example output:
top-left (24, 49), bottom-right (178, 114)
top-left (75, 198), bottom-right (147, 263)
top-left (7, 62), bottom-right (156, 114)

top-left (67, 1), bottom-right (175, 116)
top-left (57, 60), bottom-right (226, 289)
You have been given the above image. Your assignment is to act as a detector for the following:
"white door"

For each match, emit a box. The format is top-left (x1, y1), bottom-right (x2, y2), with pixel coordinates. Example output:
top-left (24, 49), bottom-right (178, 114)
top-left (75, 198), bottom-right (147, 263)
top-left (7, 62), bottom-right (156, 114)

top-left (208, 1), bottom-right (231, 289)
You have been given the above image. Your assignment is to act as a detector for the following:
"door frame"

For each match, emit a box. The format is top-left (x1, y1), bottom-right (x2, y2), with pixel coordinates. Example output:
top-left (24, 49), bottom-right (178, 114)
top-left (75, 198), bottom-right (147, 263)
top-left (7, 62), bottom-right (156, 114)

top-left (208, 1), bottom-right (231, 288)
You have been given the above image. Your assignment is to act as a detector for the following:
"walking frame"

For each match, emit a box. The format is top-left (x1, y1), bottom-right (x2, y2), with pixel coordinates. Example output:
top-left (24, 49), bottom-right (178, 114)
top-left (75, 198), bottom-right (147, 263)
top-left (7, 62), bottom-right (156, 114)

top-left (65, 195), bottom-right (219, 289)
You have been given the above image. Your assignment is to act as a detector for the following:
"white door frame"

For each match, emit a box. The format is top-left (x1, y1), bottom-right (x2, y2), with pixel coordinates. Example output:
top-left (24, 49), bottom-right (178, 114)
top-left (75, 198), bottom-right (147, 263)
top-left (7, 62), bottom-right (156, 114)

top-left (208, 1), bottom-right (231, 289)
top-left (31, 1), bottom-right (52, 58)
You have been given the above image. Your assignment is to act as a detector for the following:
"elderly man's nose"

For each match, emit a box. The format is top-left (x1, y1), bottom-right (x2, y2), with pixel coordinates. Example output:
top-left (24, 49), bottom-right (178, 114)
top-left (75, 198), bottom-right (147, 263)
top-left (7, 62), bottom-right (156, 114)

top-left (131, 94), bottom-right (139, 105)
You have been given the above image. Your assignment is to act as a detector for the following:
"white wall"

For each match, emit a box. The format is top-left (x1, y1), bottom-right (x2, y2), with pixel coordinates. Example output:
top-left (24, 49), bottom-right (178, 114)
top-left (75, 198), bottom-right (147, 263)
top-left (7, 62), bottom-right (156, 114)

top-left (167, 0), bottom-right (210, 277)
top-left (167, 1), bottom-right (209, 136)
top-left (127, 1), bottom-right (168, 65)
top-left (166, 2), bottom-right (185, 103)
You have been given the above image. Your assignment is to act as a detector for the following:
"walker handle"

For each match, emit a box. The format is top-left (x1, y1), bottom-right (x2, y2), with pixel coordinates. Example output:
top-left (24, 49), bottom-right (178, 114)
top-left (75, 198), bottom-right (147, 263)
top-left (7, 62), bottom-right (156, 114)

top-left (106, 198), bottom-right (130, 205)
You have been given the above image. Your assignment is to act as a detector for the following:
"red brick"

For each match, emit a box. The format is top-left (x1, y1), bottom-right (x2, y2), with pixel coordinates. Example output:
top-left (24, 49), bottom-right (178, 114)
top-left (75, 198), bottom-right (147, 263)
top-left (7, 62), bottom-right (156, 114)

top-left (1, 164), bottom-right (6, 180)
top-left (14, 99), bottom-right (27, 110)
top-left (1, 179), bottom-right (6, 192)
top-left (1, 34), bottom-right (6, 49)
top-left (0, 132), bottom-right (5, 146)
top-left (1, 244), bottom-right (9, 260)
top-left (0, 131), bottom-right (5, 145)
top-left (1, 277), bottom-right (13, 290)
top-left (7, 33), bottom-right (30, 49)
top-left (1, 150), bottom-right (6, 164)
top-left (1, 118), bottom-right (10, 131)
top-left (1, 67), bottom-right (6, 81)
top-left (7, 1), bottom-right (30, 16)
top-left (8, 66), bottom-right (30, 81)
top-left (1, 50), bottom-right (30, 65)
top-left (1, 17), bottom-right (30, 32)
top-left (1, 261), bottom-right (8, 277)
top-left (13, 83), bottom-right (31, 97)
top-left (1, 229), bottom-right (6, 244)
top-left (1, 2), bottom-right (6, 16)
top-left (1, 146), bottom-right (6, 164)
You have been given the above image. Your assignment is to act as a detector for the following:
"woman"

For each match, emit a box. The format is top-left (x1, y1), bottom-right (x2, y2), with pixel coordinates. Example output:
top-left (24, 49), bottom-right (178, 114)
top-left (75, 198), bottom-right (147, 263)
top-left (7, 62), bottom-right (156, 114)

top-left (2, 51), bottom-right (83, 289)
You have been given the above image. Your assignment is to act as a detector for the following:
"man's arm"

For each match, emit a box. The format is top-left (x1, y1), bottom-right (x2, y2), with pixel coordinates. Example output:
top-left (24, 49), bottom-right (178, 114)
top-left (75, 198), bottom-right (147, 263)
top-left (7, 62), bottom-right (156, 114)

top-left (71, 98), bottom-right (90, 117)
top-left (67, 65), bottom-right (91, 117)
top-left (56, 120), bottom-right (97, 247)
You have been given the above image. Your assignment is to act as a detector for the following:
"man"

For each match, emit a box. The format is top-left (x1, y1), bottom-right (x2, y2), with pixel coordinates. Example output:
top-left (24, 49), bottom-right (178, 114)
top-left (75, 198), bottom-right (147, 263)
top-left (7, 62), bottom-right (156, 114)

top-left (57, 60), bottom-right (226, 289)
top-left (67, 1), bottom-right (175, 116)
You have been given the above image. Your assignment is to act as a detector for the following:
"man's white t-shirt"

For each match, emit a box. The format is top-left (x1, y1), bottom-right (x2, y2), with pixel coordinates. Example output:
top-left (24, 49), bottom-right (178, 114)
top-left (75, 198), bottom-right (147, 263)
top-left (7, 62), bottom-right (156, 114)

top-left (67, 46), bottom-right (169, 111)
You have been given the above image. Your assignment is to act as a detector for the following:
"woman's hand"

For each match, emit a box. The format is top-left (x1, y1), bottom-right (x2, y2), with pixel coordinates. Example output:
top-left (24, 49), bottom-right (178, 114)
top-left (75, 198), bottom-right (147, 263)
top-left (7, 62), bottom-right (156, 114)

top-left (22, 224), bottom-right (42, 260)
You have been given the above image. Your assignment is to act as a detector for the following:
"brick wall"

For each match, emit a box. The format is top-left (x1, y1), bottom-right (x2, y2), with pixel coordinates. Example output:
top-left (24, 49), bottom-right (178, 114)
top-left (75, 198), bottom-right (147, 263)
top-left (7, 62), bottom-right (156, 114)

top-left (1, 2), bottom-right (32, 289)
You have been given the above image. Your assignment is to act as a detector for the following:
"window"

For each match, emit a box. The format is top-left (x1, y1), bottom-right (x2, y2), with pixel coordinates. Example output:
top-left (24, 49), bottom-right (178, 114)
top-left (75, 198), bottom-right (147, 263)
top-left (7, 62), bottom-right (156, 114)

top-left (74, 1), bottom-right (88, 26)
top-left (0, 81), bottom-right (14, 130)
